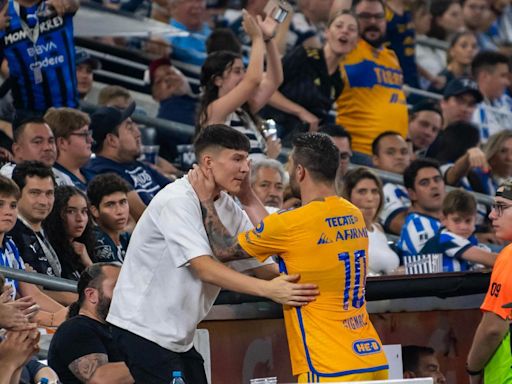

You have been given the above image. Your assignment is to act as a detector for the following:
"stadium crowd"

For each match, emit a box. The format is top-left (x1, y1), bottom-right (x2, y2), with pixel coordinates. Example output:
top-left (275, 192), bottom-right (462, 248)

top-left (0, 0), bottom-right (511, 382)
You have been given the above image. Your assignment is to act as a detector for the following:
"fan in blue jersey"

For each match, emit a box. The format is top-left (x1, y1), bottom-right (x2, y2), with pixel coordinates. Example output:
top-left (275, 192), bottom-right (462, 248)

top-left (372, 131), bottom-right (412, 234)
top-left (84, 102), bottom-right (171, 221)
top-left (87, 173), bottom-right (131, 264)
top-left (0, 0), bottom-right (80, 113)
top-left (397, 159), bottom-right (445, 257)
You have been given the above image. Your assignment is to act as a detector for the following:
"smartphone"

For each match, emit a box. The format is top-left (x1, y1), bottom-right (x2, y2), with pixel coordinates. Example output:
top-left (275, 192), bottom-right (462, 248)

top-left (263, 0), bottom-right (291, 23)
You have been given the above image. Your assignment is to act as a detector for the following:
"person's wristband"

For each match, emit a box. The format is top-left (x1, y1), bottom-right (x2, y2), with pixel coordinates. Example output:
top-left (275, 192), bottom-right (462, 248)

top-left (466, 363), bottom-right (483, 376)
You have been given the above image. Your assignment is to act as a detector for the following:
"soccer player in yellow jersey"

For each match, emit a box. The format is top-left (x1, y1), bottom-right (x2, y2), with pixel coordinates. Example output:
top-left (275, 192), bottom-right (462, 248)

top-left (336, 0), bottom-right (408, 158)
top-left (189, 133), bottom-right (389, 382)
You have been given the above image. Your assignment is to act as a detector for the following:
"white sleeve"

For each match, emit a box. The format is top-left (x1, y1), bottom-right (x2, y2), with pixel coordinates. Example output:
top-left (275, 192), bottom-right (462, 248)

top-left (379, 183), bottom-right (410, 228)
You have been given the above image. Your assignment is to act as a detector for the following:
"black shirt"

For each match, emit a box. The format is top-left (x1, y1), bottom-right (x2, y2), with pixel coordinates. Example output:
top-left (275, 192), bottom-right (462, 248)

top-left (48, 316), bottom-right (124, 384)
top-left (8, 219), bottom-right (58, 276)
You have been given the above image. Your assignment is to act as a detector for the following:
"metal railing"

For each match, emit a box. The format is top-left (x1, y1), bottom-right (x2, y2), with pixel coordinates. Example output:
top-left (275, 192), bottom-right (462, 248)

top-left (0, 266), bottom-right (77, 292)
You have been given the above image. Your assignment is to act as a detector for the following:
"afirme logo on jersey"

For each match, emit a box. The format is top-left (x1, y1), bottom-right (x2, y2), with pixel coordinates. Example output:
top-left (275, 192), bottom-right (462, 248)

top-left (3, 16), bottom-right (64, 45)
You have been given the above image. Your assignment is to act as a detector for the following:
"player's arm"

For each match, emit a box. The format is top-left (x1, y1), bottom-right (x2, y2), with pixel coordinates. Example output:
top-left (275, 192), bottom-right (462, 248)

top-left (461, 247), bottom-right (497, 267)
top-left (189, 255), bottom-right (317, 306)
top-left (467, 311), bottom-right (508, 376)
top-left (199, 198), bottom-right (252, 262)
top-left (68, 353), bottom-right (134, 384)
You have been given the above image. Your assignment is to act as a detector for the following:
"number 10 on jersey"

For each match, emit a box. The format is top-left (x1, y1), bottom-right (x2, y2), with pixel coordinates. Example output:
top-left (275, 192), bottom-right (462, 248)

top-left (338, 250), bottom-right (367, 310)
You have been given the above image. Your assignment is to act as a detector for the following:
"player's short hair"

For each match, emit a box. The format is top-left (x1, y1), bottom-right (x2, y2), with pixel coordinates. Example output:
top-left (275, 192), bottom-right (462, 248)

top-left (402, 345), bottom-right (436, 373)
top-left (442, 189), bottom-right (477, 217)
top-left (193, 124), bottom-right (250, 158)
top-left (372, 131), bottom-right (403, 156)
top-left (403, 159), bottom-right (441, 191)
top-left (87, 173), bottom-right (131, 208)
top-left (291, 133), bottom-right (339, 183)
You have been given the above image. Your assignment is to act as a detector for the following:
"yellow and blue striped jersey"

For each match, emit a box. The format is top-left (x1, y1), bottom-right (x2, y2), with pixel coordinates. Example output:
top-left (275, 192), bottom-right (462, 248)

top-left (336, 39), bottom-right (408, 155)
top-left (238, 196), bottom-right (388, 378)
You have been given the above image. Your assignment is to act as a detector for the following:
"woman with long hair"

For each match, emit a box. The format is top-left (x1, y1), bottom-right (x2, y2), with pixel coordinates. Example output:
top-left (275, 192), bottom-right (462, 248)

top-left (342, 167), bottom-right (401, 276)
top-left (44, 186), bottom-right (95, 280)
top-left (263, 10), bottom-right (359, 145)
top-left (197, 9), bottom-right (283, 160)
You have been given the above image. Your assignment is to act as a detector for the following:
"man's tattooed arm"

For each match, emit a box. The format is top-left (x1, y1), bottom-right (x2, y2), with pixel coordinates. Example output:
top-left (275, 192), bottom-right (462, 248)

top-left (200, 200), bottom-right (251, 261)
top-left (68, 353), bottom-right (108, 382)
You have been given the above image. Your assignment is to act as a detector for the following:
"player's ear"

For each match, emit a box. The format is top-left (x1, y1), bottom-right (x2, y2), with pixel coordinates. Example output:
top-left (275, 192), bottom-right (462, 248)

top-left (90, 205), bottom-right (99, 220)
top-left (297, 164), bottom-right (306, 182)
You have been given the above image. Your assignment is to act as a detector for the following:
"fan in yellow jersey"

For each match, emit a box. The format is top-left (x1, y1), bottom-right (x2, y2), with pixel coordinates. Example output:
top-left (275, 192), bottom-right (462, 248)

top-left (189, 133), bottom-right (388, 382)
top-left (336, 0), bottom-right (408, 156)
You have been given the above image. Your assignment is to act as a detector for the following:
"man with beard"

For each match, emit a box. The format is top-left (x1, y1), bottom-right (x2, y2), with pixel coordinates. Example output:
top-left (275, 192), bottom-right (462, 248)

top-left (335, 0), bottom-right (408, 164)
top-left (47, 263), bottom-right (134, 384)
top-left (190, 132), bottom-right (389, 382)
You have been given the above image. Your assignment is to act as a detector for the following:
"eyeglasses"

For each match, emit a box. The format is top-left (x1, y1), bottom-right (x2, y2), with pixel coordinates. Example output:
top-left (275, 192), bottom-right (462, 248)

top-left (69, 130), bottom-right (93, 139)
top-left (491, 202), bottom-right (512, 217)
top-left (356, 12), bottom-right (385, 20)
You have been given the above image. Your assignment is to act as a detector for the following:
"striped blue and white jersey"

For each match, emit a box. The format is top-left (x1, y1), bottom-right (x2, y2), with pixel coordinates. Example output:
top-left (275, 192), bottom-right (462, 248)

top-left (0, 237), bottom-right (25, 298)
top-left (0, 0), bottom-right (78, 112)
top-left (397, 212), bottom-right (441, 257)
top-left (472, 94), bottom-right (512, 143)
top-left (412, 227), bottom-right (475, 272)
top-left (378, 182), bottom-right (410, 232)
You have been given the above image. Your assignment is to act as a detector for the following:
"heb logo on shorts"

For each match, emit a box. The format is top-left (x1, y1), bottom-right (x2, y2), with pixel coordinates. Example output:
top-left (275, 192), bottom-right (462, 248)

top-left (353, 339), bottom-right (381, 355)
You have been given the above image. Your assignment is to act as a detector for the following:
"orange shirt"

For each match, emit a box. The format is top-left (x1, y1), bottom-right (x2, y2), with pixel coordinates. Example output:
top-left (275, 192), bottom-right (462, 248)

top-left (481, 243), bottom-right (512, 319)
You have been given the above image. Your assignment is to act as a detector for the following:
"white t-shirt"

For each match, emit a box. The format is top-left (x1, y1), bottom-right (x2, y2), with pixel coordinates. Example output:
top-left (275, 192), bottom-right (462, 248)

top-left (107, 177), bottom-right (270, 352)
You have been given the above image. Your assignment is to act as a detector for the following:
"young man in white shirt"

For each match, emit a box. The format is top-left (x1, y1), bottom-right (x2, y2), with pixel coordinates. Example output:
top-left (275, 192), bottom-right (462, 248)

top-left (107, 124), bottom-right (318, 384)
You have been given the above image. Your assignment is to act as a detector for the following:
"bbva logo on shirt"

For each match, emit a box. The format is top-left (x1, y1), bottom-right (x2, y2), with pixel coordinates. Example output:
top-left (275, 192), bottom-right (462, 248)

top-left (126, 168), bottom-right (153, 189)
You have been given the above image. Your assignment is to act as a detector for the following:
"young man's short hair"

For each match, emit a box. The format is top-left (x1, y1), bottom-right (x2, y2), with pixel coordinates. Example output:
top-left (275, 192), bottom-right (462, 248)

top-left (194, 124), bottom-right (250, 158)
top-left (471, 51), bottom-right (510, 80)
top-left (87, 173), bottom-right (131, 208)
top-left (44, 108), bottom-right (91, 139)
top-left (352, 0), bottom-right (385, 12)
top-left (403, 158), bottom-right (441, 190)
top-left (292, 132), bottom-right (339, 183)
top-left (319, 124), bottom-right (352, 145)
top-left (372, 131), bottom-right (403, 156)
top-left (402, 345), bottom-right (436, 373)
top-left (442, 189), bottom-right (477, 217)
top-left (0, 175), bottom-right (20, 200)
top-left (12, 161), bottom-right (56, 193)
